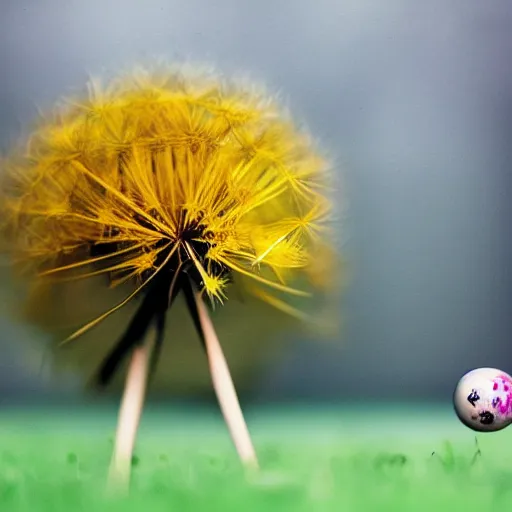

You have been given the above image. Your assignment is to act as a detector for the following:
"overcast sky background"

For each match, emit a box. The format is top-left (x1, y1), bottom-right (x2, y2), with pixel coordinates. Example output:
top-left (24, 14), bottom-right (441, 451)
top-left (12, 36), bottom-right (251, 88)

top-left (0, 0), bottom-right (511, 403)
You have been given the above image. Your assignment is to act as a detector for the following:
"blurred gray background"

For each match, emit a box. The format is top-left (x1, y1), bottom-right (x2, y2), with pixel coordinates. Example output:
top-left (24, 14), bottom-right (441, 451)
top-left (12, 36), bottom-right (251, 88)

top-left (0, 0), bottom-right (511, 403)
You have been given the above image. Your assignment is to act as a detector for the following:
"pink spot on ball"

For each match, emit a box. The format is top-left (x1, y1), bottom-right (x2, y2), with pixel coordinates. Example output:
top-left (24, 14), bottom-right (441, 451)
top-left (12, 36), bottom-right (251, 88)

top-left (494, 383), bottom-right (498, 390)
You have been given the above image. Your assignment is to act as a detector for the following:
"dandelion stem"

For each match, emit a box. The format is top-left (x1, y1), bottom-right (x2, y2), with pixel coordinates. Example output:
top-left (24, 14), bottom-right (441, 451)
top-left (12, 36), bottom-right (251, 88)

top-left (107, 327), bottom-right (155, 493)
top-left (194, 292), bottom-right (259, 470)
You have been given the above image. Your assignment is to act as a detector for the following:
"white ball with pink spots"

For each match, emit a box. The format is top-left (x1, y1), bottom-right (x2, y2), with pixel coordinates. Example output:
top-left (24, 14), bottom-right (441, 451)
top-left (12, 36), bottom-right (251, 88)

top-left (453, 368), bottom-right (512, 432)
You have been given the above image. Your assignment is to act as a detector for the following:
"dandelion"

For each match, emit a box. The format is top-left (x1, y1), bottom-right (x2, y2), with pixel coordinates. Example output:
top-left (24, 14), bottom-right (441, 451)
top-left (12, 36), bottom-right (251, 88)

top-left (0, 64), bottom-right (337, 491)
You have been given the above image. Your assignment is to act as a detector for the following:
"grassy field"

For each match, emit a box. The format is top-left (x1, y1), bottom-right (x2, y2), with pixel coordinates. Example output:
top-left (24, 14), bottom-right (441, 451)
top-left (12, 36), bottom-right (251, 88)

top-left (1, 403), bottom-right (512, 511)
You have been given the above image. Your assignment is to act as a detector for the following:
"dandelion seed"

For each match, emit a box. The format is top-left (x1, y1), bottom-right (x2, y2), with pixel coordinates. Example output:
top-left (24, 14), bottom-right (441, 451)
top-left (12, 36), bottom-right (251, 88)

top-left (0, 64), bottom-right (337, 492)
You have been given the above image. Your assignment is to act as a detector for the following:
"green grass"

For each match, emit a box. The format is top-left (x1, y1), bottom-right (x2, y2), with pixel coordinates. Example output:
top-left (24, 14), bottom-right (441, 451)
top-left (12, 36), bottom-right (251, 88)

top-left (1, 404), bottom-right (512, 511)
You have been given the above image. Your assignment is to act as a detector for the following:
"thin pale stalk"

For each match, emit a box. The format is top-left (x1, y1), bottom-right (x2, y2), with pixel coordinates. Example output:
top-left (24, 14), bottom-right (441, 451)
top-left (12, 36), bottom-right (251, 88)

top-left (195, 292), bottom-right (259, 469)
top-left (107, 327), bottom-right (156, 493)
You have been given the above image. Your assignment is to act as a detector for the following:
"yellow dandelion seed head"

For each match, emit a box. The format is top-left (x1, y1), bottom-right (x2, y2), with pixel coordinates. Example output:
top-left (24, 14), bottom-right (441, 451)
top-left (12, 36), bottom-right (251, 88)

top-left (0, 64), bottom-right (338, 334)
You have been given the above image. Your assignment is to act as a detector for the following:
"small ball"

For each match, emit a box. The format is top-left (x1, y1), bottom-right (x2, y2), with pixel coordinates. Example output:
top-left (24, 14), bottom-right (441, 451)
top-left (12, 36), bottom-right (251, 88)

top-left (453, 368), bottom-right (512, 432)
